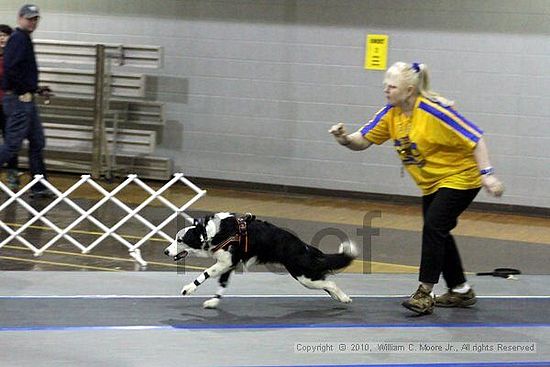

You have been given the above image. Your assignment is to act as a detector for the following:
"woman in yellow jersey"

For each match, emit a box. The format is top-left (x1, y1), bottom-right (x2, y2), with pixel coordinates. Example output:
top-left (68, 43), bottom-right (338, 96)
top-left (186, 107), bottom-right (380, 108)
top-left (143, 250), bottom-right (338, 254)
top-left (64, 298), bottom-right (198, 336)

top-left (329, 61), bottom-right (504, 315)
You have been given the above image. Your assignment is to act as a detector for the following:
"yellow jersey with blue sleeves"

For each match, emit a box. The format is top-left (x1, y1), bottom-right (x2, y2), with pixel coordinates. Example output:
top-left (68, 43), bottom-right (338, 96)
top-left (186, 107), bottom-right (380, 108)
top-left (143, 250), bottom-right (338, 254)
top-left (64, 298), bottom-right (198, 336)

top-left (360, 97), bottom-right (483, 195)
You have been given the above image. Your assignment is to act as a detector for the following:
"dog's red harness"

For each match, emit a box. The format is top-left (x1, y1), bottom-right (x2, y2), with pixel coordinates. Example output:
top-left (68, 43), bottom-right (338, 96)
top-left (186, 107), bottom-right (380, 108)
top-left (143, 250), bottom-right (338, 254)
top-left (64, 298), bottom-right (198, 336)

top-left (210, 216), bottom-right (249, 254)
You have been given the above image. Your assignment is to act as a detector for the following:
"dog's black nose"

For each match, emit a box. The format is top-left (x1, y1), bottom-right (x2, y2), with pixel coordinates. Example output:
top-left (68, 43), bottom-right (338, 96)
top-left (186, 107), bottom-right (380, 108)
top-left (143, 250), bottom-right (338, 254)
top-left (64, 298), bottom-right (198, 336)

top-left (163, 249), bottom-right (169, 255)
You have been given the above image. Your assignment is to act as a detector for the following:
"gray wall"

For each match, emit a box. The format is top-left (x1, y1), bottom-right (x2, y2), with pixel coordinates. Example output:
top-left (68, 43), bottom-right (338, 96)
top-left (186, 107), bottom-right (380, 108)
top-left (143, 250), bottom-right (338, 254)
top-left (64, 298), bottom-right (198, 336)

top-left (1, 0), bottom-right (549, 208)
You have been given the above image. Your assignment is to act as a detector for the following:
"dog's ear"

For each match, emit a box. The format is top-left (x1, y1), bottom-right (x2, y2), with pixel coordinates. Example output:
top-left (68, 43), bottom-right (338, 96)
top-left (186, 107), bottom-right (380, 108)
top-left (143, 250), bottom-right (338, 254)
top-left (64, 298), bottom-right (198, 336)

top-left (195, 221), bottom-right (207, 238)
top-left (193, 216), bottom-right (210, 227)
top-left (193, 221), bottom-right (204, 232)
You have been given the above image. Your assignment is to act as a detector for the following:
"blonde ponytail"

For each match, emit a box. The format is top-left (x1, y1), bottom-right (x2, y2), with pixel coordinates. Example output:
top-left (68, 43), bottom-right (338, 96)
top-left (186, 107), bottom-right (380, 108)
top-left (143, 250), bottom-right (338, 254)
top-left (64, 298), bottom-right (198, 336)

top-left (386, 62), bottom-right (454, 107)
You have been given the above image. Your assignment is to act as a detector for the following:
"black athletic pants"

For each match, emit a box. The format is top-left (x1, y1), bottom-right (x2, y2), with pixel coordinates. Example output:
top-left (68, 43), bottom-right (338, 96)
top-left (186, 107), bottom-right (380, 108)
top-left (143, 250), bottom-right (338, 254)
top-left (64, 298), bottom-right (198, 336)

top-left (419, 187), bottom-right (481, 288)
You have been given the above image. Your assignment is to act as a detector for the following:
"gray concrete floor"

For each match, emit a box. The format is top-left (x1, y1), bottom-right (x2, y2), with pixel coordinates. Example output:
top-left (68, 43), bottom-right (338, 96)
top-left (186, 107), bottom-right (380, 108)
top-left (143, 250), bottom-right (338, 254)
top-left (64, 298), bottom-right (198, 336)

top-left (0, 271), bottom-right (549, 367)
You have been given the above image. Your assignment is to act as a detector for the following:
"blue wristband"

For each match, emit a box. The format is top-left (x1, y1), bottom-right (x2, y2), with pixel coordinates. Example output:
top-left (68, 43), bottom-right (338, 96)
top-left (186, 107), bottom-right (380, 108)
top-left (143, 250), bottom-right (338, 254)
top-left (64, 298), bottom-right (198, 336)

top-left (480, 167), bottom-right (495, 176)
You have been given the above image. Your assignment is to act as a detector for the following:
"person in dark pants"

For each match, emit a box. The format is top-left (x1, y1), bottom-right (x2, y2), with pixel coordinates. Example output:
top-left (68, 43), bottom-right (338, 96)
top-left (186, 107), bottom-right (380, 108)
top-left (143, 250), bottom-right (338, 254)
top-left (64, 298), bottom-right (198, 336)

top-left (0, 24), bottom-right (21, 191)
top-left (1, 4), bottom-right (52, 197)
top-left (330, 61), bottom-right (504, 315)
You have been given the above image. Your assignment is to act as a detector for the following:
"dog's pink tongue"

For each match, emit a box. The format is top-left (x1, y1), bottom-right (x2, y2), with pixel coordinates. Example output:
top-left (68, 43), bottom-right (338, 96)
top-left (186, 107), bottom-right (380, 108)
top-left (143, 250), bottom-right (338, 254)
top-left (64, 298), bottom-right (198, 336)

top-left (175, 250), bottom-right (188, 261)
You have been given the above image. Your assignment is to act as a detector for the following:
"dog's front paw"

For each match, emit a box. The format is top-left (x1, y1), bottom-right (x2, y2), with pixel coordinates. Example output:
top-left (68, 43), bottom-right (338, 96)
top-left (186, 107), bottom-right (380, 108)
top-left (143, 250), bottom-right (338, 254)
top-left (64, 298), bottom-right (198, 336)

top-left (340, 295), bottom-right (353, 304)
top-left (330, 292), bottom-right (352, 304)
top-left (181, 283), bottom-right (197, 296)
top-left (203, 298), bottom-right (220, 309)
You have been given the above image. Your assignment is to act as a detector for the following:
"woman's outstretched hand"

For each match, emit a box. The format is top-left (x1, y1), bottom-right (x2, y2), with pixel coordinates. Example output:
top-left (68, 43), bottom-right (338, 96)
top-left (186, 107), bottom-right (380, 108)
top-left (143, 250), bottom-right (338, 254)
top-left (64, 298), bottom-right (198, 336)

top-left (481, 175), bottom-right (504, 197)
top-left (329, 122), bottom-right (347, 137)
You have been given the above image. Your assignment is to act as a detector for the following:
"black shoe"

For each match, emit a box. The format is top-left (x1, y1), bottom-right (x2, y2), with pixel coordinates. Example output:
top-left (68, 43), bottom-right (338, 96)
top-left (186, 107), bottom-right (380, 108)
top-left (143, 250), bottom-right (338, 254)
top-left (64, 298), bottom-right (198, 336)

top-left (29, 188), bottom-right (55, 199)
top-left (7, 169), bottom-right (20, 191)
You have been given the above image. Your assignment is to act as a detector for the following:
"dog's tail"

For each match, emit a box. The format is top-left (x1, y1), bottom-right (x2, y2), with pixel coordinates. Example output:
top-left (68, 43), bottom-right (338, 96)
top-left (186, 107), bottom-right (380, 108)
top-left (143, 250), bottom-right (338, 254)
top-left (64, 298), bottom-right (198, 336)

top-left (322, 241), bottom-right (358, 271)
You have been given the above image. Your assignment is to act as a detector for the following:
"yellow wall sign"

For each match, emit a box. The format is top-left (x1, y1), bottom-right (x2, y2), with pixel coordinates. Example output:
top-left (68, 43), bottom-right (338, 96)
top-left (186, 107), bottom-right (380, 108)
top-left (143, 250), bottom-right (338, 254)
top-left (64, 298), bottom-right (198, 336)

top-left (365, 34), bottom-right (389, 70)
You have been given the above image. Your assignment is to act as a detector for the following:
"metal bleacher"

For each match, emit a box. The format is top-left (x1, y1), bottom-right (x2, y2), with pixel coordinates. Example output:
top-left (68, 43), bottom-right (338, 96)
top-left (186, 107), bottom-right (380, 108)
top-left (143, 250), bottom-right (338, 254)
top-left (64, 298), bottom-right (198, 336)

top-left (20, 40), bottom-right (173, 180)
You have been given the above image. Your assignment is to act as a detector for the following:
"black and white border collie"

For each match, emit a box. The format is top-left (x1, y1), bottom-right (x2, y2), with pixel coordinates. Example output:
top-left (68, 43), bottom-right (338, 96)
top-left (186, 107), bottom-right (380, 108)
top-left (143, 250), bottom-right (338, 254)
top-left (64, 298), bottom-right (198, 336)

top-left (164, 212), bottom-right (357, 309)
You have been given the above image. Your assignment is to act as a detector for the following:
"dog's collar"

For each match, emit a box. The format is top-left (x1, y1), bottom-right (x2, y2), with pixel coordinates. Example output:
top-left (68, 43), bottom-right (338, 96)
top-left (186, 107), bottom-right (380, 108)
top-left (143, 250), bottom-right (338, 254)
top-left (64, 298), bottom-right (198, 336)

top-left (210, 216), bottom-right (250, 253)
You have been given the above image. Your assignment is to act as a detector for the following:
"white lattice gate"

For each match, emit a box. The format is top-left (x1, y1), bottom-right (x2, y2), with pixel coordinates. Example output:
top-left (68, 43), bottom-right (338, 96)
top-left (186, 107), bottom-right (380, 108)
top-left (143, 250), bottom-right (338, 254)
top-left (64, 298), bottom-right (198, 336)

top-left (0, 173), bottom-right (206, 266)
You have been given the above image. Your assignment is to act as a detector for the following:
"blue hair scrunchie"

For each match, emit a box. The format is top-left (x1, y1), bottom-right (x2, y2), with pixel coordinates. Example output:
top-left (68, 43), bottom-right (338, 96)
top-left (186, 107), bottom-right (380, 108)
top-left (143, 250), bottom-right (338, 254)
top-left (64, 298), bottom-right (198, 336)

top-left (411, 62), bottom-right (421, 73)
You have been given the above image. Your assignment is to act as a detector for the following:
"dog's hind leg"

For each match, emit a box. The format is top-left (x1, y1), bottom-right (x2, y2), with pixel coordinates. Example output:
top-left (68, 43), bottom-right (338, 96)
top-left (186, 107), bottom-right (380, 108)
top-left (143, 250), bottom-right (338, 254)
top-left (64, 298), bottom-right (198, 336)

top-left (203, 269), bottom-right (233, 309)
top-left (296, 276), bottom-right (352, 304)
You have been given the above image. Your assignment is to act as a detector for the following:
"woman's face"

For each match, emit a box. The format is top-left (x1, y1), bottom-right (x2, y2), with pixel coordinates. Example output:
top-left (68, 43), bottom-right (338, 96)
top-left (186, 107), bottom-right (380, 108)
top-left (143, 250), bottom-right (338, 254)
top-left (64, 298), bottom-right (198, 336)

top-left (0, 32), bottom-right (10, 48)
top-left (383, 74), bottom-right (411, 107)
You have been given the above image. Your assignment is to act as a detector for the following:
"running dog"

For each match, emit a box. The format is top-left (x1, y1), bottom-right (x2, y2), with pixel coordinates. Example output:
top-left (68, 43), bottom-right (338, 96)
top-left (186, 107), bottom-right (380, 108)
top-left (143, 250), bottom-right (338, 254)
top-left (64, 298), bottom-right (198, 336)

top-left (164, 212), bottom-right (357, 309)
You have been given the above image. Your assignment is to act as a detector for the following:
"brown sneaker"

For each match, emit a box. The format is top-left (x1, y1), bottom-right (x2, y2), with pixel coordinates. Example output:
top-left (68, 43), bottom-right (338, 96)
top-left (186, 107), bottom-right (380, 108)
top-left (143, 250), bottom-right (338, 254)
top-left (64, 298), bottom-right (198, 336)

top-left (435, 288), bottom-right (476, 308)
top-left (402, 285), bottom-right (435, 315)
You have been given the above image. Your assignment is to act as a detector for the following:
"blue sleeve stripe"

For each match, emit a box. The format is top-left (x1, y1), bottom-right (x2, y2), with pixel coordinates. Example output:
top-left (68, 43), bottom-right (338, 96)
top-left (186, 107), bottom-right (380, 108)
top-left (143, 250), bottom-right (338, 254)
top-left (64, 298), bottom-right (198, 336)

top-left (445, 106), bottom-right (484, 135)
top-left (419, 101), bottom-right (481, 143)
top-left (360, 104), bottom-right (392, 136)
